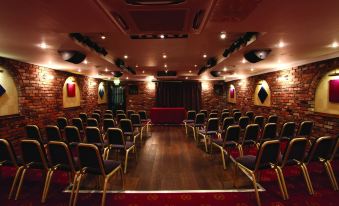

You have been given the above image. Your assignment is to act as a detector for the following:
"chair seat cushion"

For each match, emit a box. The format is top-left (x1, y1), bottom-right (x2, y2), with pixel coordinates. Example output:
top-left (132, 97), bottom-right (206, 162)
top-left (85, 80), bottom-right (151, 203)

top-left (183, 120), bottom-right (194, 123)
top-left (103, 160), bottom-right (121, 174)
top-left (236, 155), bottom-right (256, 170)
top-left (211, 138), bottom-right (223, 146)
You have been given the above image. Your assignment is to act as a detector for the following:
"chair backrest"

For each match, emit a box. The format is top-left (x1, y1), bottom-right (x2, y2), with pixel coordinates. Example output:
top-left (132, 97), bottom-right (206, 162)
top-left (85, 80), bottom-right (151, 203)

top-left (268, 115), bottom-right (278, 123)
top-left (120, 119), bottom-right (133, 133)
top-left (281, 137), bottom-right (308, 167)
top-left (105, 110), bottom-right (113, 114)
top-left (103, 113), bottom-right (113, 119)
top-left (254, 116), bottom-right (265, 129)
top-left (233, 112), bottom-right (242, 122)
top-left (47, 141), bottom-right (76, 172)
top-left (25, 125), bottom-right (44, 143)
top-left (243, 124), bottom-right (260, 143)
top-left (85, 127), bottom-right (103, 144)
top-left (232, 109), bottom-right (240, 113)
top-left (211, 110), bottom-right (219, 114)
top-left (200, 110), bottom-right (208, 118)
top-left (56, 117), bottom-right (68, 130)
top-left (297, 121), bottom-right (313, 137)
top-left (117, 114), bottom-right (127, 122)
top-left (194, 113), bottom-right (205, 126)
top-left (72, 118), bottom-right (84, 131)
top-left (222, 117), bottom-right (235, 131)
top-left (78, 143), bottom-right (105, 175)
top-left (116, 110), bottom-right (125, 115)
top-left (106, 128), bottom-right (125, 146)
top-left (209, 113), bottom-right (218, 118)
top-left (206, 118), bottom-right (219, 132)
top-left (224, 125), bottom-right (241, 143)
top-left (0, 139), bottom-right (18, 167)
top-left (79, 113), bottom-right (88, 124)
top-left (222, 109), bottom-right (229, 113)
top-left (306, 136), bottom-right (336, 163)
top-left (238, 116), bottom-right (250, 129)
top-left (138, 111), bottom-right (148, 120)
top-left (245, 111), bottom-right (254, 121)
top-left (186, 110), bottom-right (196, 121)
top-left (103, 119), bottom-right (115, 133)
top-left (280, 122), bottom-right (296, 139)
top-left (261, 123), bottom-right (277, 140)
top-left (127, 110), bottom-right (135, 119)
top-left (87, 118), bottom-right (99, 127)
top-left (64, 126), bottom-right (81, 144)
top-left (220, 112), bottom-right (230, 123)
top-left (91, 113), bottom-right (101, 124)
top-left (45, 125), bottom-right (62, 142)
top-left (21, 139), bottom-right (49, 169)
top-left (254, 140), bottom-right (281, 171)
top-left (130, 114), bottom-right (141, 125)
top-left (93, 109), bottom-right (101, 115)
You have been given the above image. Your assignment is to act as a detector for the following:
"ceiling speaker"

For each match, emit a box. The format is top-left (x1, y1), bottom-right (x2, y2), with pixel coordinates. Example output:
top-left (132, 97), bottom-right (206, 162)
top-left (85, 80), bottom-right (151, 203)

top-left (210, 71), bottom-right (221, 77)
top-left (59, 50), bottom-right (86, 64)
top-left (206, 57), bottom-right (217, 68)
top-left (244, 49), bottom-right (271, 63)
top-left (115, 58), bottom-right (125, 67)
top-left (113, 71), bottom-right (123, 78)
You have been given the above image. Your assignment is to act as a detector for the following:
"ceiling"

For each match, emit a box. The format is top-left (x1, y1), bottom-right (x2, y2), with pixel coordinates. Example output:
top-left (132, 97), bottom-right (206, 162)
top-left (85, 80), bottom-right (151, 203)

top-left (0, 0), bottom-right (339, 82)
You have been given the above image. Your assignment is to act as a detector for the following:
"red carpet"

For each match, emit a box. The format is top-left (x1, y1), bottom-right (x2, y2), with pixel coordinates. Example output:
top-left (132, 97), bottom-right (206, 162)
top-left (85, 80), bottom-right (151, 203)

top-left (1, 158), bottom-right (339, 205)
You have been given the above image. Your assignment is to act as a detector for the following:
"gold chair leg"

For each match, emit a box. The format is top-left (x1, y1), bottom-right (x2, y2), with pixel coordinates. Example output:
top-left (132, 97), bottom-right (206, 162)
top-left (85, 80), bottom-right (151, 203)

top-left (101, 177), bottom-right (109, 206)
top-left (140, 127), bottom-right (144, 143)
top-left (203, 135), bottom-right (208, 153)
top-left (327, 162), bottom-right (339, 190)
top-left (42, 170), bottom-right (54, 203)
top-left (193, 127), bottom-right (197, 142)
top-left (72, 173), bottom-right (83, 206)
top-left (124, 150), bottom-right (130, 174)
top-left (15, 168), bottom-right (27, 200)
top-left (274, 167), bottom-right (287, 200)
top-left (69, 172), bottom-right (79, 206)
top-left (233, 163), bottom-right (238, 187)
top-left (300, 164), bottom-right (314, 195)
top-left (221, 148), bottom-right (226, 170)
top-left (184, 123), bottom-right (188, 135)
top-left (120, 166), bottom-right (124, 188)
top-left (324, 161), bottom-right (339, 190)
top-left (8, 166), bottom-right (23, 199)
top-left (238, 144), bottom-right (244, 157)
top-left (250, 172), bottom-right (261, 206)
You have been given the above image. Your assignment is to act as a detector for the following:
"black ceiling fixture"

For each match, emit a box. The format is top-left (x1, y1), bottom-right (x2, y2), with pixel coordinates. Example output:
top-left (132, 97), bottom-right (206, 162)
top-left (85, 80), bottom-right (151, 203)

top-left (157, 70), bottom-right (177, 77)
top-left (114, 58), bottom-right (136, 75)
top-left (244, 49), bottom-right (272, 63)
top-left (58, 50), bottom-right (86, 64)
top-left (223, 32), bottom-right (258, 58)
top-left (112, 71), bottom-right (123, 78)
top-left (69, 33), bottom-right (108, 56)
top-left (210, 71), bottom-right (221, 77)
top-left (197, 57), bottom-right (218, 75)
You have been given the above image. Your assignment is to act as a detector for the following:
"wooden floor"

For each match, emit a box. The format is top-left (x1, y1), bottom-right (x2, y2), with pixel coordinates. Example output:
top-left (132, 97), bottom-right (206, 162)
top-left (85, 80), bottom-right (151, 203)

top-left (76, 126), bottom-right (255, 191)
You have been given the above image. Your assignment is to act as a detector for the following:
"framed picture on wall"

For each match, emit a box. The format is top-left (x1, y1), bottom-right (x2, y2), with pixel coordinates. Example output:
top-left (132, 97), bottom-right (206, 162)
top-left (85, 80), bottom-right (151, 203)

top-left (329, 79), bottom-right (339, 103)
top-left (129, 84), bottom-right (138, 95)
top-left (67, 83), bottom-right (76, 97)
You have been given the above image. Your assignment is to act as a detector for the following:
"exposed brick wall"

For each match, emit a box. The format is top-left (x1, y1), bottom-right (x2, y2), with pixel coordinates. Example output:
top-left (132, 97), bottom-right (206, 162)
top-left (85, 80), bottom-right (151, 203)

top-left (0, 57), bottom-right (107, 147)
top-left (225, 57), bottom-right (339, 137)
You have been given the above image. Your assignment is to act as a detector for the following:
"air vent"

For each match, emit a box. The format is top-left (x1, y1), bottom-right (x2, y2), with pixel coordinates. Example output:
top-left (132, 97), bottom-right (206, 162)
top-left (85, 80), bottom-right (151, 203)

top-left (157, 71), bottom-right (177, 77)
top-left (126, 0), bottom-right (185, 5)
top-left (112, 12), bottom-right (129, 30)
top-left (192, 10), bottom-right (204, 30)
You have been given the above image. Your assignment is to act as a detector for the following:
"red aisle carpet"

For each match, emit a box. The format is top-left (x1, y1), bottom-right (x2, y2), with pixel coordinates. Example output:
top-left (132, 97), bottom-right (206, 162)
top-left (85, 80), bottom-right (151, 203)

top-left (1, 162), bottom-right (339, 206)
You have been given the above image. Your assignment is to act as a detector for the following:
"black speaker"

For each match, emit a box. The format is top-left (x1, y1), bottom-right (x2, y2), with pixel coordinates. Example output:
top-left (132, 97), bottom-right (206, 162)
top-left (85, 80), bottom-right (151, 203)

top-left (210, 71), bottom-right (221, 77)
top-left (59, 50), bottom-right (86, 64)
top-left (113, 71), bottom-right (123, 78)
top-left (244, 49), bottom-right (271, 63)
top-left (206, 57), bottom-right (217, 68)
top-left (115, 58), bottom-right (125, 67)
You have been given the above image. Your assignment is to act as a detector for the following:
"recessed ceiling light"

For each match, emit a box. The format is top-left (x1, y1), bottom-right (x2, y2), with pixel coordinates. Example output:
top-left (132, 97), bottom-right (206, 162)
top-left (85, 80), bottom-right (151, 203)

top-left (241, 58), bottom-right (246, 63)
top-left (105, 68), bottom-right (108, 72)
top-left (164, 64), bottom-right (167, 68)
top-left (83, 59), bottom-right (88, 64)
top-left (162, 54), bottom-right (167, 59)
top-left (38, 42), bottom-right (48, 49)
top-left (185, 77), bottom-right (188, 80)
top-left (278, 41), bottom-right (285, 48)
top-left (77, 69), bottom-right (81, 72)
top-left (142, 70), bottom-right (145, 73)
top-left (203, 54), bottom-right (207, 58)
top-left (165, 70), bottom-right (168, 73)
top-left (223, 76), bottom-right (226, 79)
top-left (220, 32), bottom-right (227, 40)
top-left (136, 65), bottom-right (139, 68)
top-left (223, 67), bottom-right (227, 71)
top-left (124, 55), bottom-right (128, 59)
top-left (194, 64), bottom-right (197, 67)
top-left (251, 68), bottom-right (254, 72)
top-left (126, 77), bottom-right (129, 80)
top-left (101, 35), bottom-right (106, 40)
top-left (189, 70), bottom-right (192, 73)
top-left (160, 34), bottom-right (165, 39)
top-left (331, 41), bottom-right (338, 48)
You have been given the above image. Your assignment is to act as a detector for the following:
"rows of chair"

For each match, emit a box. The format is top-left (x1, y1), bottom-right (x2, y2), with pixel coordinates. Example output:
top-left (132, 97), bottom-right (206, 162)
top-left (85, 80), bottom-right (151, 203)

top-left (0, 109), bottom-right (152, 206)
top-left (183, 108), bottom-right (339, 206)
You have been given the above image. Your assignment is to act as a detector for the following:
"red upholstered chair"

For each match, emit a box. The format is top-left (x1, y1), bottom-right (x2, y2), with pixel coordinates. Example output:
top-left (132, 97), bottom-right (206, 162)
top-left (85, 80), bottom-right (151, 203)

top-left (245, 111), bottom-right (255, 122)
top-left (187, 113), bottom-right (205, 142)
top-left (130, 114), bottom-right (146, 143)
top-left (79, 113), bottom-right (88, 126)
top-left (56, 117), bottom-right (68, 133)
top-left (233, 112), bottom-right (242, 123)
top-left (138, 110), bottom-right (152, 134)
top-left (198, 118), bottom-right (219, 152)
top-left (238, 116), bottom-right (250, 130)
top-left (120, 119), bottom-right (140, 145)
top-left (45, 125), bottom-right (63, 142)
top-left (279, 122), bottom-right (296, 141)
top-left (183, 110), bottom-right (196, 135)
top-left (267, 115), bottom-right (278, 123)
top-left (25, 125), bottom-right (46, 145)
top-left (254, 116), bottom-right (265, 130)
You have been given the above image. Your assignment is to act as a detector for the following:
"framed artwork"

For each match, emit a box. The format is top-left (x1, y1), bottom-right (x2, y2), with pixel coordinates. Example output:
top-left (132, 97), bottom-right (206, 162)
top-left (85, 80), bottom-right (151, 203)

top-left (99, 87), bottom-right (105, 98)
top-left (230, 88), bottom-right (235, 98)
top-left (0, 84), bottom-right (5, 96)
top-left (329, 79), bottom-right (339, 103)
top-left (258, 86), bottom-right (268, 103)
top-left (67, 83), bottom-right (76, 97)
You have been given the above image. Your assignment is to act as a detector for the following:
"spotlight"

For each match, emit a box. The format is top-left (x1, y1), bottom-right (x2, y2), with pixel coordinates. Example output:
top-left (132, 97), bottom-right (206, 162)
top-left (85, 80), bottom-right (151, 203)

top-left (220, 32), bottom-right (227, 39)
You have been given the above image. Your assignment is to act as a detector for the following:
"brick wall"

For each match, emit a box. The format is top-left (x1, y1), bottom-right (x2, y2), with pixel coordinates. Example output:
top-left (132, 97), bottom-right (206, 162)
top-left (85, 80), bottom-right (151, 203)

top-left (0, 57), bottom-right (107, 147)
top-left (225, 57), bottom-right (339, 137)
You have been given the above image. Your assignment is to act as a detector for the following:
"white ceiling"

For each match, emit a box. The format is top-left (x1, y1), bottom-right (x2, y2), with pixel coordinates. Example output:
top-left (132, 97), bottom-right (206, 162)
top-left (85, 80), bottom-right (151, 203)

top-left (0, 0), bottom-right (339, 81)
